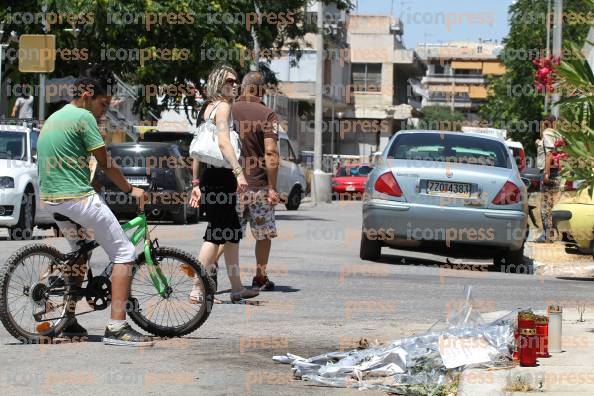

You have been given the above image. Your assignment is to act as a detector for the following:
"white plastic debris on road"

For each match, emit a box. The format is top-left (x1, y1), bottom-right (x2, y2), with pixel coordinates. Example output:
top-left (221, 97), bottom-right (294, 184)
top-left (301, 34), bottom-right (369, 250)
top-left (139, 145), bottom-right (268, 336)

top-left (272, 286), bottom-right (516, 392)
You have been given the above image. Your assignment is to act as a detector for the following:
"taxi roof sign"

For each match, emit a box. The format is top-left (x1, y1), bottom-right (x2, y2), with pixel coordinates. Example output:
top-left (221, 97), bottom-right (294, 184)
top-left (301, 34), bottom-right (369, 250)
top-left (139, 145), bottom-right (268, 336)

top-left (18, 34), bottom-right (56, 73)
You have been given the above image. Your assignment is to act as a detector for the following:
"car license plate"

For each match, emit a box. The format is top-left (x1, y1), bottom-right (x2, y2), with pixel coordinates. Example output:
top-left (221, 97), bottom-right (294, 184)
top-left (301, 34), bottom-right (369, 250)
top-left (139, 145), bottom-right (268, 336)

top-left (425, 180), bottom-right (471, 197)
top-left (127, 176), bottom-right (149, 186)
top-left (346, 185), bottom-right (356, 192)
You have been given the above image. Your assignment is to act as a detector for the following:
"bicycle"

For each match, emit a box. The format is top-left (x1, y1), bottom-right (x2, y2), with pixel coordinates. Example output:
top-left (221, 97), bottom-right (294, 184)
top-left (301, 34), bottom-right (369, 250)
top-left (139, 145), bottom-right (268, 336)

top-left (0, 208), bottom-right (215, 343)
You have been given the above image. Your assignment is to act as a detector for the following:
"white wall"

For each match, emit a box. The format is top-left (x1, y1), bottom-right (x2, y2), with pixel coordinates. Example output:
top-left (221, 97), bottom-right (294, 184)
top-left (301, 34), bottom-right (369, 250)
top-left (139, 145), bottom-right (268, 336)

top-left (269, 51), bottom-right (317, 82)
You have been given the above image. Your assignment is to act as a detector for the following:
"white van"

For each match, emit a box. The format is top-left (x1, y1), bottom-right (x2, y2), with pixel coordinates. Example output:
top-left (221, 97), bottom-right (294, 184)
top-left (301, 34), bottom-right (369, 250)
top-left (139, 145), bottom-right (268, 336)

top-left (0, 121), bottom-right (54, 239)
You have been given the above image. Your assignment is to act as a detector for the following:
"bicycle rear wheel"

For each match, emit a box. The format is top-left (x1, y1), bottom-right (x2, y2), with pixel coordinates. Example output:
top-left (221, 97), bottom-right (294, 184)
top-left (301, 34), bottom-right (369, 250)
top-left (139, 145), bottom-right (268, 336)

top-left (128, 247), bottom-right (214, 337)
top-left (0, 244), bottom-right (73, 343)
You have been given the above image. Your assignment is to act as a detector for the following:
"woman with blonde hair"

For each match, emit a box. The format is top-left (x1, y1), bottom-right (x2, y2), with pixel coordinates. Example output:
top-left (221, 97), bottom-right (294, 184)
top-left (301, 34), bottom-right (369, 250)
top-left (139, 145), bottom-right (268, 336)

top-left (189, 64), bottom-right (259, 302)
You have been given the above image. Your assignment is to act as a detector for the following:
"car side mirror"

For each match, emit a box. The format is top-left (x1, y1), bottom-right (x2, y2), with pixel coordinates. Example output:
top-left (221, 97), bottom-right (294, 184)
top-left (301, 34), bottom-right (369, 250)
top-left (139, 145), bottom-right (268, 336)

top-left (295, 154), bottom-right (302, 164)
top-left (521, 177), bottom-right (531, 188)
top-left (31, 154), bottom-right (37, 163)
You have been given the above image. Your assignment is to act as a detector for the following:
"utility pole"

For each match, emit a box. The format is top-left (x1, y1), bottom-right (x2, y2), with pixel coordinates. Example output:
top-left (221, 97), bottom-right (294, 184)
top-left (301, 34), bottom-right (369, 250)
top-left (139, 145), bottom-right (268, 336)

top-left (39, 2), bottom-right (50, 121)
top-left (250, 1), bottom-right (261, 72)
top-left (0, 41), bottom-right (7, 117)
top-left (314, 0), bottom-right (324, 174)
top-left (544, 0), bottom-right (551, 113)
top-left (312, 0), bottom-right (331, 202)
top-left (551, 0), bottom-right (563, 117)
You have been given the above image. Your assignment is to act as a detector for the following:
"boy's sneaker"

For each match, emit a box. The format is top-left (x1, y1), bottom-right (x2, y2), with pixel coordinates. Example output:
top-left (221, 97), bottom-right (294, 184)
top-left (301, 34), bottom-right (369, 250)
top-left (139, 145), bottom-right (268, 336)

top-left (103, 323), bottom-right (154, 347)
top-left (61, 319), bottom-right (88, 337)
top-left (252, 276), bottom-right (275, 291)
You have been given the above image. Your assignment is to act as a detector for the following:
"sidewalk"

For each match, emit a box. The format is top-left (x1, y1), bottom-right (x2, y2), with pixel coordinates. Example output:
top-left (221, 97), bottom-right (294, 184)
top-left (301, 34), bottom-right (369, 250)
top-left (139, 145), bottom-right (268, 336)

top-left (525, 241), bottom-right (594, 278)
top-left (458, 308), bottom-right (594, 395)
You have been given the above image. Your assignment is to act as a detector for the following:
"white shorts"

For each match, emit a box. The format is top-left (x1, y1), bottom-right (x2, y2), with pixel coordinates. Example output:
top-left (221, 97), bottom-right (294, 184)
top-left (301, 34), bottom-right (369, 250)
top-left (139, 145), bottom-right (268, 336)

top-left (43, 193), bottom-right (136, 264)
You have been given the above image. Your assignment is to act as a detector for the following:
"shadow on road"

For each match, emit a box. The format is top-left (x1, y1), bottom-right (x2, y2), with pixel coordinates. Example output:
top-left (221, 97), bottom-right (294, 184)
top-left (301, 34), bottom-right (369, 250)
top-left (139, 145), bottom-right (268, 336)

top-left (379, 253), bottom-right (535, 276)
top-left (275, 214), bottom-right (329, 222)
top-left (564, 246), bottom-right (591, 256)
top-left (265, 285), bottom-right (300, 293)
top-left (556, 276), bottom-right (594, 282)
top-left (215, 286), bottom-right (300, 296)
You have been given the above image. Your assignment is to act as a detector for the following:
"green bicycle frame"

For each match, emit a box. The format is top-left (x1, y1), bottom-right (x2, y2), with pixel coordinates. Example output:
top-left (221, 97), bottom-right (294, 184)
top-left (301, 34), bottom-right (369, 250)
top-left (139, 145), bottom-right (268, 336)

top-left (121, 213), bottom-right (170, 297)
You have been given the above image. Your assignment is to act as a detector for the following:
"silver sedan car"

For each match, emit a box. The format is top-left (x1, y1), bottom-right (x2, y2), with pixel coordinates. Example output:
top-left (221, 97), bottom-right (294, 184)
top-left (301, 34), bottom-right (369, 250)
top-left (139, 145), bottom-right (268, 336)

top-left (361, 130), bottom-right (528, 267)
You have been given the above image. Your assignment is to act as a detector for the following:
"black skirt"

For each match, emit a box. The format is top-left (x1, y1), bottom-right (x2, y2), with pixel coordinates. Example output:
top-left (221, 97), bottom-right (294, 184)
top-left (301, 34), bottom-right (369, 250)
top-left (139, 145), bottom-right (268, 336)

top-left (200, 166), bottom-right (242, 244)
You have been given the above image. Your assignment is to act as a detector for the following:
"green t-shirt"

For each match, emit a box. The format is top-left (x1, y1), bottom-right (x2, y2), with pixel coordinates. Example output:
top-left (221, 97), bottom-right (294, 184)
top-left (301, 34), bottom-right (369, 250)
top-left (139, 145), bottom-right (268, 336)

top-left (37, 104), bottom-right (105, 201)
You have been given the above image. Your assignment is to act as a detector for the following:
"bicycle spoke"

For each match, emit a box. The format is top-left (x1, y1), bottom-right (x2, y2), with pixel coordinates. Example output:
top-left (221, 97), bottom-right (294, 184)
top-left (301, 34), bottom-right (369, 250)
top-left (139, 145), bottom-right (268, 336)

top-left (4, 251), bottom-right (69, 339)
top-left (129, 252), bottom-right (212, 332)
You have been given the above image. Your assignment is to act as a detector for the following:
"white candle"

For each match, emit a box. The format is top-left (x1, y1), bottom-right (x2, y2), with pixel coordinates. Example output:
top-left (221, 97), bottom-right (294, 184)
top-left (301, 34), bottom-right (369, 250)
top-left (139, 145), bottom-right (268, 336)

top-left (548, 305), bottom-right (562, 353)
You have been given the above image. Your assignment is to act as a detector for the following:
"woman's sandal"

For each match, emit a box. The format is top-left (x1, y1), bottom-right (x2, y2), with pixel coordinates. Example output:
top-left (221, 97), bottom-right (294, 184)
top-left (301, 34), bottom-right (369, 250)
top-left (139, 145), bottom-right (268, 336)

top-left (188, 262), bottom-right (219, 304)
top-left (230, 288), bottom-right (259, 303)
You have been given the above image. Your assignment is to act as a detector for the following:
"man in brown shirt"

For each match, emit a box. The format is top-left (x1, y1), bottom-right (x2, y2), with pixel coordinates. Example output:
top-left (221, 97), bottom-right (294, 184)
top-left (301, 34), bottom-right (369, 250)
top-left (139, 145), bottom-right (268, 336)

top-left (233, 71), bottom-right (280, 290)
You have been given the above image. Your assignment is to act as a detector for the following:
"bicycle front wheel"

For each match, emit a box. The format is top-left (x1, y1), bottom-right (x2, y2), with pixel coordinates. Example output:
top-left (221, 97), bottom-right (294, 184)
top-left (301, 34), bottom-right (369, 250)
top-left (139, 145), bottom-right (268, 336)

top-left (128, 247), bottom-right (215, 337)
top-left (0, 244), bottom-right (73, 343)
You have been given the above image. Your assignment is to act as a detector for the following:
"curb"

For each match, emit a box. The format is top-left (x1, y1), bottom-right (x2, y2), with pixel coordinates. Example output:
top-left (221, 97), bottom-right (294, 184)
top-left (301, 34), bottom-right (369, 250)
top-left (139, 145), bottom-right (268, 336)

top-left (458, 309), bottom-right (594, 395)
top-left (458, 367), bottom-right (547, 396)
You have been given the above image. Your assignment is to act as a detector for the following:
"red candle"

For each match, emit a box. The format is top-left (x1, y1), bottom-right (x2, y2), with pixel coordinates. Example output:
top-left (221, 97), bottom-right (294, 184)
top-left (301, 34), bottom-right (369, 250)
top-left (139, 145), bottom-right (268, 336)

top-left (519, 328), bottom-right (538, 367)
top-left (535, 315), bottom-right (550, 358)
top-left (514, 311), bottom-right (535, 360)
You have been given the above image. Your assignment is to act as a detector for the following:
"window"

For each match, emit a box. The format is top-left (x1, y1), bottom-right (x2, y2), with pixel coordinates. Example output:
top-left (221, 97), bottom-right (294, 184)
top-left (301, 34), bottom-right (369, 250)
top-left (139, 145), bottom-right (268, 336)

top-left (30, 130), bottom-right (39, 158)
top-left (453, 69), bottom-right (482, 76)
top-left (337, 165), bottom-right (373, 176)
top-left (433, 63), bottom-right (445, 74)
top-left (279, 139), bottom-right (296, 162)
top-left (387, 133), bottom-right (511, 169)
top-left (351, 63), bottom-right (382, 92)
top-left (0, 132), bottom-right (26, 161)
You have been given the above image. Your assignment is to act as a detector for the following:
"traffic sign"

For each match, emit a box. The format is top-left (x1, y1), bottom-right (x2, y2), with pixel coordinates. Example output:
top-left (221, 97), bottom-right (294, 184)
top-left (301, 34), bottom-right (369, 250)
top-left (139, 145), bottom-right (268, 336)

top-left (18, 34), bottom-right (55, 73)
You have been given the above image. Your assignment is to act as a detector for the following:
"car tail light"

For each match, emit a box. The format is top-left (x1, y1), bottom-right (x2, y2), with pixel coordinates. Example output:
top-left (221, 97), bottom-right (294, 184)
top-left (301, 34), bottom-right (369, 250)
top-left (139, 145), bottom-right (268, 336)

top-left (492, 181), bottom-right (521, 205)
top-left (374, 172), bottom-right (402, 197)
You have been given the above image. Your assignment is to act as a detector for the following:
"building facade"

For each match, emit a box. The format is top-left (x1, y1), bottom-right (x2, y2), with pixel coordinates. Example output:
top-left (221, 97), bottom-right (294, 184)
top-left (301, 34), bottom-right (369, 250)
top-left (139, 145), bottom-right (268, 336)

top-left (345, 14), bottom-right (425, 156)
top-left (267, 6), bottom-right (425, 163)
top-left (416, 41), bottom-right (506, 118)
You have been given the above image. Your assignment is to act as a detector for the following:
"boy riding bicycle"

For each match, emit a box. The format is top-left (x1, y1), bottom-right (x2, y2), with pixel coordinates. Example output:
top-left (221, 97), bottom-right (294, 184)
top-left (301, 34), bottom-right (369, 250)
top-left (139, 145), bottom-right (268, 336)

top-left (37, 67), bottom-right (153, 346)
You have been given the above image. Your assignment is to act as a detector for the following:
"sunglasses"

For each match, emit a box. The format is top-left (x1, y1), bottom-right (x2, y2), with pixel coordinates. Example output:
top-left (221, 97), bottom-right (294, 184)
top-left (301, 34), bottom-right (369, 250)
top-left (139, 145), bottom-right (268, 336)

top-left (224, 78), bottom-right (238, 85)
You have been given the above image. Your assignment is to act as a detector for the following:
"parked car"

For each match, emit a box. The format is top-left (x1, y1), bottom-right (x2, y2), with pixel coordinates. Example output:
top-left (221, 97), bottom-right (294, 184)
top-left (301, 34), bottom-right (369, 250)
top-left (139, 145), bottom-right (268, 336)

top-left (506, 140), bottom-right (526, 173)
top-left (360, 130), bottom-right (529, 268)
top-left (0, 121), bottom-right (54, 239)
top-left (276, 131), bottom-right (307, 210)
top-left (138, 129), bottom-right (192, 158)
top-left (552, 188), bottom-right (594, 254)
top-left (140, 129), bottom-right (307, 211)
top-left (93, 142), bottom-right (199, 224)
top-left (332, 164), bottom-right (373, 197)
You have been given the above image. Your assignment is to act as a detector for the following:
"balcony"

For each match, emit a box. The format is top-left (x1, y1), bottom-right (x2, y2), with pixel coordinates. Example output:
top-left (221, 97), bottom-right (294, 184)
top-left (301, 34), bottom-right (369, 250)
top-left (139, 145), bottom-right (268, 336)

top-left (424, 96), bottom-right (483, 109)
top-left (422, 74), bottom-right (486, 85)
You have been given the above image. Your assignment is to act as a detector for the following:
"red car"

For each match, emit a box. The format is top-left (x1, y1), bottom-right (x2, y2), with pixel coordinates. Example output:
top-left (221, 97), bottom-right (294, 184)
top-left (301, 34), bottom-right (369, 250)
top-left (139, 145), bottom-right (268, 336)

top-left (332, 164), bottom-right (373, 196)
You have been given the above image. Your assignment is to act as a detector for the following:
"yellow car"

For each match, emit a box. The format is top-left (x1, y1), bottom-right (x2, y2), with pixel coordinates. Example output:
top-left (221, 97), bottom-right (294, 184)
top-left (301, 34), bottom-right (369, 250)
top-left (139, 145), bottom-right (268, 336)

top-left (552, 187), bottom-right (594, 253)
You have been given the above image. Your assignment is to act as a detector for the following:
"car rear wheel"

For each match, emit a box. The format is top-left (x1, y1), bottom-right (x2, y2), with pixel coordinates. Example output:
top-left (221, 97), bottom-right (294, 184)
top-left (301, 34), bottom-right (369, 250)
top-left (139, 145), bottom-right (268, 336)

top-left (285, 186), bottom-right (302, 211)
top-left (360, 233), bottom-right (381, 261)
top-left (9, 189), bottom-right (35, 241)
top-left (494, 246), bottom-right (525, 273)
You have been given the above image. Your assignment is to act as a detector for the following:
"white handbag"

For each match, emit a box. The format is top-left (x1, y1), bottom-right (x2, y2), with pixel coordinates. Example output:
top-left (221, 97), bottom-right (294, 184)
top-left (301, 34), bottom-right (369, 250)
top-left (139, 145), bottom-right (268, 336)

top-left (189, 101), bottom-right (241, 168)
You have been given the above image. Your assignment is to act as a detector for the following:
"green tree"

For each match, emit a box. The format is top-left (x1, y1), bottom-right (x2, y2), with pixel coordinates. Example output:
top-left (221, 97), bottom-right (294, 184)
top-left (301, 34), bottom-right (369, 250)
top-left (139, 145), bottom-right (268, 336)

top-left (555, 41), bottom-right (594, 193)
top-left (480, 0), bottom-right (594, 154)
top-left (0, 0), bottom-right (352, 118)
top-left (413, 105), bottom-right (466, 131)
